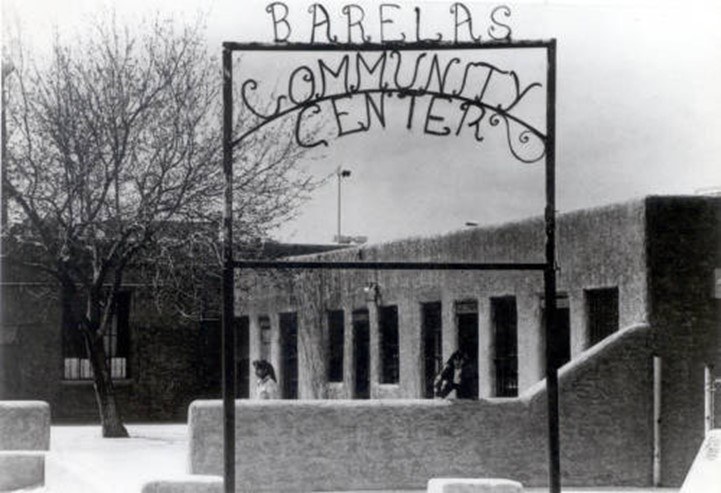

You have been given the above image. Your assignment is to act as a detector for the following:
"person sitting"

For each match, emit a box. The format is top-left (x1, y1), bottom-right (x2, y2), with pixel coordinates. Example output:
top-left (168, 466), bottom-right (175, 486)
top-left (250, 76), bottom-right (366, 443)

top-left (252, 359), bottom-right (279, 399)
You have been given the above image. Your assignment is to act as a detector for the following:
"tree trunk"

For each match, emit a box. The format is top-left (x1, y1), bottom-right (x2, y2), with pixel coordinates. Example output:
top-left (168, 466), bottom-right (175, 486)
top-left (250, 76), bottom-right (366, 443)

top-left (61, 281), bottom-right (130, 438)
top-left (84, 285), bottom-right (129, 438)
top-left (87, 334), bottom-right (129, 438)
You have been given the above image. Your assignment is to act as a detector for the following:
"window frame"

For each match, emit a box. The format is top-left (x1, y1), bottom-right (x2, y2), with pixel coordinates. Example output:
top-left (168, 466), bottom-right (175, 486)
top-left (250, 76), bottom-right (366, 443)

top-left (62, 290), bottom-right (131, 381)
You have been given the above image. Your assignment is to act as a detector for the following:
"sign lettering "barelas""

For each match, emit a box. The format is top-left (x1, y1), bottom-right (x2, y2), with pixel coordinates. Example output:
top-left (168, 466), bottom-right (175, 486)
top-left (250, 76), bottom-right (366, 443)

top-left (266, 2), bottom-right (513, 44)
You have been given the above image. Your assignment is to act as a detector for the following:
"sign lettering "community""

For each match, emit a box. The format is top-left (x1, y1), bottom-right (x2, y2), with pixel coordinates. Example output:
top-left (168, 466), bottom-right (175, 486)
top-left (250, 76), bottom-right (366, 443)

top-left (239, 49), bottom-right (545, 162)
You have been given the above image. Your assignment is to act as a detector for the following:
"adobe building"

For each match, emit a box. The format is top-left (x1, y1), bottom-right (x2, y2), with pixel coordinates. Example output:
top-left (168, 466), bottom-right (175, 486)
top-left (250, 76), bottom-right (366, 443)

top-left (237, 195), bottom-right (721, 486)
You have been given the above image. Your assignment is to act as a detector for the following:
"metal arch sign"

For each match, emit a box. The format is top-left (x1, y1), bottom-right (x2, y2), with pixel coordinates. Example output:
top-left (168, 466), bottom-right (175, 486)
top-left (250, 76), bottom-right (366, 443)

top-left (220, 8), bottom-right (559, 493)
top-left (230, 41), bottom-right (549, 165)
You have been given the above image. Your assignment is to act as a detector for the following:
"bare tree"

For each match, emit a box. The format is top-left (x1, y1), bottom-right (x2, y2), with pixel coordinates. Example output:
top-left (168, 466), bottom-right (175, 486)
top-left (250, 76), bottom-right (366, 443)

top-left (2, 15), bottom-right (321, 437)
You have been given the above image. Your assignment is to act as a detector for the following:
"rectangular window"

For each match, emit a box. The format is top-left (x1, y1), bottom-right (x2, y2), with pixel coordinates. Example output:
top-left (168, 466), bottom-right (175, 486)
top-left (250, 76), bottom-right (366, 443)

top-left (586, 287), bottom-right (619, 346)
top-left (62, 297), bottom-right (85, 380)
top-left (235, 316), bottom-right (250, 398)
top-left (492, 296), bottom-right (518, 397)
top-left (379, 305), bottom-right (399, 384)
top-left (279, 312), bottom-right (298, 399)
top-left (422, 302), bottom-right (443, 398)
top-left (63, 291), bottom-right (131, 380)
top-left (259, 315), bottom-right (271, 361)
top-left (327, 310), bottom-right (345, 383)
top-left (541, 294), bottom-right (571, 368)
top-left (200, 319), bottom-right (221, 389)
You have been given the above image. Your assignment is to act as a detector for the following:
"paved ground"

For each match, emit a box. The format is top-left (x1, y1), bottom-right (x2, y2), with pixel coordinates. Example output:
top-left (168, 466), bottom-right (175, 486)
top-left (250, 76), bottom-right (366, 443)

top-left (32, 424), bottom-right (679, 493)
top-left (42, 424), bottom-right (188, 492)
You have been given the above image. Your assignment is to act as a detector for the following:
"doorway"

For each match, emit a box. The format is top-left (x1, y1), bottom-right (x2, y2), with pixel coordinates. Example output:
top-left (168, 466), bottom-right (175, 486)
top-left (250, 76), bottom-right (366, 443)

top-left (422, 302), bottom-right (442, 398)
top-left (541, 294), bottom-right (571, 369)
top-left (492, 296), bottom-right (518, 397)
top-left (352, 309), bottom-right (371, 399)
top-left (234, 316), bottom-right (250, 398)
top-left (279, 312), bottom-right (298, 399)
top-left (455, 300), bottom-right (479, 399)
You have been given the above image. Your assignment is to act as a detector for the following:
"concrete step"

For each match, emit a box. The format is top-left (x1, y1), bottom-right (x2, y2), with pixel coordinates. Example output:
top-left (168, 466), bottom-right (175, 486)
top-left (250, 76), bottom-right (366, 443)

top-left (0, 451), bottom-right (45, 491)
top-left (428, 478), bottom-right (523, 493)
top-left (140, 475), bottom-right (222, 493)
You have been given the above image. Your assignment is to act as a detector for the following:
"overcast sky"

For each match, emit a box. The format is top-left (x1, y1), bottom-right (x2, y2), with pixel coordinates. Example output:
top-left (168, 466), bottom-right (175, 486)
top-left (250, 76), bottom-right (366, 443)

top-left (3, 0), bottom-right (720, 244)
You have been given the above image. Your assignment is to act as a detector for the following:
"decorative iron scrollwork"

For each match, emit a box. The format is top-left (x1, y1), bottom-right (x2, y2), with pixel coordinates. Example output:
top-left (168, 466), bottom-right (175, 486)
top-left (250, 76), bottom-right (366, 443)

top-left (234, 49), bottom-right (547, 164)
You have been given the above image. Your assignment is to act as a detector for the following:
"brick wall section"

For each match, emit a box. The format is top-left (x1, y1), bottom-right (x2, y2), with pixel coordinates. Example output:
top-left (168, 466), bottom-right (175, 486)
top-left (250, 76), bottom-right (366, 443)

top-left (189, 324), bottom-right (653, 491)
top-left (0, 281), bottom-right (211, 422)
top-left (54, 323), bottom-right (209, 422)
top-left (645, 196), bottom-right (721, 485)
top-left (0, 286), bottom-right (63, 407)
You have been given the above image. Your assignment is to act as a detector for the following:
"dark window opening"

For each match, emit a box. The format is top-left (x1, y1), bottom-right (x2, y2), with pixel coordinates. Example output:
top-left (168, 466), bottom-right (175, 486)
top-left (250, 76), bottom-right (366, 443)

top-left (63, 291), bottom-right (131, 380)
top-left (235, 316), bottom-right (250, 398)
top-left (586, 287), bottom-right (619, 346)
top-left (492, 296), bottom-right (518, 397)
top-left (199, 319), bottom-right (221, 390)
top-left (279, 312), bottom-right (298, 399)
top-left (455, 300), bottom-right (478, 399)
top-left (379, 305), bottom-right (399, 384)
top-left (352, 309), bottom-right (370, 399)
top-left (422, 302), bottom-right (443, 399)
top-left (259, 315), bottom-right (271, 362)
top-left (327, 310), bottom-right (345, 383)
top-left (541, 294), bottom-right (571, 368)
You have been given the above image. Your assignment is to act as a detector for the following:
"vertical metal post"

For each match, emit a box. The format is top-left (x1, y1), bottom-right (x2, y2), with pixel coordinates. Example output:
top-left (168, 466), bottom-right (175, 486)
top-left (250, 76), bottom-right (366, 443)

top-left (653, 356), bottom-right (662, 486)
top-left (544, 39), bottom-right (561, 493)
top-left (221, 47), bottom-right (236, 493)
top-left (705, 365), bottom-right (715, 435)
top-left (337, 169), bottom-right (342, 243)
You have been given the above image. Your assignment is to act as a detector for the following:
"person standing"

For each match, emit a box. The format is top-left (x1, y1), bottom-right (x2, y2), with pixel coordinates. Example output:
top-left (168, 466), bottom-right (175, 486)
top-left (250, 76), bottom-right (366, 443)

top-left (433, 351), bottom-right (469, 399)
top-left (253, 359), bottom-right (279, 399)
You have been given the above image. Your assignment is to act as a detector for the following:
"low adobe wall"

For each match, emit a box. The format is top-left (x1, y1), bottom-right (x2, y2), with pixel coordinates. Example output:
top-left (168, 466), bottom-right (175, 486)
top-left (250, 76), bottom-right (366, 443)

top-left (0, 401), bottom-right (51, 491)
top-left (189, 324), bottom-right (652, 492)
top-left (0, 400), bottom-right (50, 451)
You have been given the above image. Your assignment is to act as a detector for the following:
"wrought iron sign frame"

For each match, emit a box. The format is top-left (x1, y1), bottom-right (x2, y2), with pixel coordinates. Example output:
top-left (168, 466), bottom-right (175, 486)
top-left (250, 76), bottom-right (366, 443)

top-left (222, 39), bottom-right (559, 493)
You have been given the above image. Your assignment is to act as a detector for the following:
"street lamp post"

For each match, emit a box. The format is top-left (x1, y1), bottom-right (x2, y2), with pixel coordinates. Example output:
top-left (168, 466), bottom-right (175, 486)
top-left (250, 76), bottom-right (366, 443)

top-left (336, 167), bottom-right (351, 243)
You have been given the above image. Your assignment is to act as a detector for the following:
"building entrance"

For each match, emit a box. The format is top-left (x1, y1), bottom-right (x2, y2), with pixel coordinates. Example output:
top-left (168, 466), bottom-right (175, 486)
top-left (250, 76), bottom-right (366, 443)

top-left (221, 37), bottom-right (560, 492)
